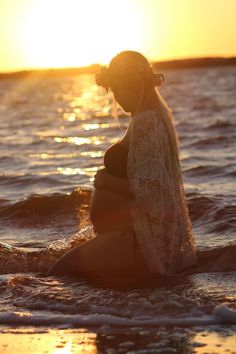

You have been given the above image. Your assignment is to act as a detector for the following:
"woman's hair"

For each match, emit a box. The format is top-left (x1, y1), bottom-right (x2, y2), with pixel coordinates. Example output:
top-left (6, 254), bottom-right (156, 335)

top-left (95, 50), bottom-right (181, 180)
top-left (154, 87), bottom-right (182, 181)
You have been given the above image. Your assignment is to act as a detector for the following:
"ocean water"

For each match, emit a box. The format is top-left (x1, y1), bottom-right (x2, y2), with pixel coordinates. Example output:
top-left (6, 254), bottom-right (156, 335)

top-left (0, 66), bottom-right (236, 352)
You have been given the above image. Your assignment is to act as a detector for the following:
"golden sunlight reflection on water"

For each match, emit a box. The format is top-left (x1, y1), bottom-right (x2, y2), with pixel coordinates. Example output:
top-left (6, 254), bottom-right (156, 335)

top-left (82, 122), bottom-right (119, 130)
top-left (64, 113), bottom-right (76, 122)
top-left (57, 166), bottom-right (98, 176)
top-left (54, 136), bottom-right (107, 146)
top-left (80, 151), bottom-right (103, 158)
top-left (29, 153), bottom-right (78, 159)
top-left (54, 137), bottom-right (92, 145)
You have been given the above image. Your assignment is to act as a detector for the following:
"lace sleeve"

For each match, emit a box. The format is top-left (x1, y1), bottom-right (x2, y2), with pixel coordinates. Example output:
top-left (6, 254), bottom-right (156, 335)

top-left (127, 110), bottom-right (197, 275)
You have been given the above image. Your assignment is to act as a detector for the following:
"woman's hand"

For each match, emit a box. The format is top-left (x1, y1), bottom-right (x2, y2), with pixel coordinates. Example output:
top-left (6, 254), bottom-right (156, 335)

top-left (93, 168), bottom-right (109, 189)
top-left (93, 168), bottom-right (134, 198)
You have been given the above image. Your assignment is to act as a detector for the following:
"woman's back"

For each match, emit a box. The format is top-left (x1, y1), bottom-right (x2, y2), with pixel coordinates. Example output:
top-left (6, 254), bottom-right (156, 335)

top-left (127, 110), bottom-right (197, 275)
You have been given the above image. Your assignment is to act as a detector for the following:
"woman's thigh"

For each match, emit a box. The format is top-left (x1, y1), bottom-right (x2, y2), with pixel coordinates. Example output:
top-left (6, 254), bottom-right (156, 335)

top-left (80, 229), bottom-right (151, 273)
top-left (78, 230), bottom-right (137, 273)
top-left (48, 229), bottom-right (150, 276)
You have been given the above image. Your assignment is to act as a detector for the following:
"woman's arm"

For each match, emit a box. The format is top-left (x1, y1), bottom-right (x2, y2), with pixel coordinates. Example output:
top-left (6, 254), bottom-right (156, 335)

top-left (93, 169), bottom-right (134, 198)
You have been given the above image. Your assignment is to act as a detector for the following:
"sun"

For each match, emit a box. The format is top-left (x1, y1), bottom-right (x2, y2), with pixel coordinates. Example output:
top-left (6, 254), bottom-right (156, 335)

top-left (19, 0), bottom-right (145, 69)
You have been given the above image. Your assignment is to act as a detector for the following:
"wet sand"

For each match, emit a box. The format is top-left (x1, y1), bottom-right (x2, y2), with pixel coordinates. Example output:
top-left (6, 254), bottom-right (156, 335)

top-left (0, 326), bottom-right (236, 353)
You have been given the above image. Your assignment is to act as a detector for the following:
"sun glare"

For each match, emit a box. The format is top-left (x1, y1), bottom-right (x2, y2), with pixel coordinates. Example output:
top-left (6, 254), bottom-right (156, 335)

top-left (19, 0), bottom-right (144, 69)
top-left (1, 0), bottom-right (236, 72)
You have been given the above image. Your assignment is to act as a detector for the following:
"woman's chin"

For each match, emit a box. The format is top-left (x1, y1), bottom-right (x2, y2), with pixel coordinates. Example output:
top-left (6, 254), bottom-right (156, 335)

top-left (123, 106), bottom-right (132, 113)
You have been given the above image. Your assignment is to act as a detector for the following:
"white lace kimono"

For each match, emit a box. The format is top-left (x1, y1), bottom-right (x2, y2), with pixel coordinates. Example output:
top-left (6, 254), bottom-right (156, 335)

top-left (127, 110), bottom-right (197, 275)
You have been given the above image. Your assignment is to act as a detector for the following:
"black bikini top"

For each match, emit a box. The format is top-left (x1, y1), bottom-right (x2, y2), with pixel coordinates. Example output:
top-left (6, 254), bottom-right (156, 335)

top-left (104, 140), bottom-right (128, 178)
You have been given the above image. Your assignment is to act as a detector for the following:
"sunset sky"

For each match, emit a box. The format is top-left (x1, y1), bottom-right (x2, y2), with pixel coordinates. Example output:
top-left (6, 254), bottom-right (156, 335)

top-left (1, 0), bottom-right (236, 73)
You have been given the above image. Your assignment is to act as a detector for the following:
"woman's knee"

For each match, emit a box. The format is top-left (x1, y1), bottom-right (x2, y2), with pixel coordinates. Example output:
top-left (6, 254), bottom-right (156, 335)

top-left (48, 246), bottom-right (85, 276)
top-left (48, 237), bottom-right (108, 276)
top-left (48, 230), bottom-right (149, 277)
top-left (78, 231), bottom-right (136, 273)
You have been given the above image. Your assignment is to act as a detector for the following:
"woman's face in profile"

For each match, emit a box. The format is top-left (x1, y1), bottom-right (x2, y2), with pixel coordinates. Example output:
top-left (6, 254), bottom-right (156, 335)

top-left (109, 76), bottom-right (142, 114)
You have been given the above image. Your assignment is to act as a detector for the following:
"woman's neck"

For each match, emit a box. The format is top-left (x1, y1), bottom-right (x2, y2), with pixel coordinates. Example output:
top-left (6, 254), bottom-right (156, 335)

top-left (131, 88), bottom-right (159, 117)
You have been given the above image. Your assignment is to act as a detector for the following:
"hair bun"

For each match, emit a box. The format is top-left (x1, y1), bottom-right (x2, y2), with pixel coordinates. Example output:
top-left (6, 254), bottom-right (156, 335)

top-left (95, 67), bottom-right (110, 92)
top-left (153, 73), bottom-right (165, 87)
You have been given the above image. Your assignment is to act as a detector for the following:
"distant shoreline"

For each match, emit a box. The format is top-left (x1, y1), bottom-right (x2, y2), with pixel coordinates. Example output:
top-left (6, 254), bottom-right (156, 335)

top-left (1, 56), bottom-right (236, 79)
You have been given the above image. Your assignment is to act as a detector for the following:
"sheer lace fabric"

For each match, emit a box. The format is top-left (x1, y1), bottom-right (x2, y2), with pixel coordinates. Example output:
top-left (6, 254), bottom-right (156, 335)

top-left (127, 110), bottom-right (197, 275)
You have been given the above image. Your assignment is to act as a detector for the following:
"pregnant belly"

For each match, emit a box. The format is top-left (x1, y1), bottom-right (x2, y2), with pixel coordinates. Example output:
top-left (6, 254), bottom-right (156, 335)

top-left (89, 188), bottom-right (133, 233)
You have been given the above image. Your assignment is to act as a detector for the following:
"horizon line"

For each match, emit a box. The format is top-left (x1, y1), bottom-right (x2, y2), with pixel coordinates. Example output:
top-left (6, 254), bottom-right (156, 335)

top-left (1, 55), bottom-right (236, 76)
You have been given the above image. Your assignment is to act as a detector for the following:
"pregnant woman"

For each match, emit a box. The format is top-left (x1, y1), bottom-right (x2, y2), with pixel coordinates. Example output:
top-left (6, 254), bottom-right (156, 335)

top-left (48, 51), bottom-right (197, 283)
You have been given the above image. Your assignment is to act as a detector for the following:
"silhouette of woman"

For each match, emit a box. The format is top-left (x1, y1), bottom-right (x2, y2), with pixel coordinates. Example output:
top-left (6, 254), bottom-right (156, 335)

top-left (48, 50), bottom-right (197, 285)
